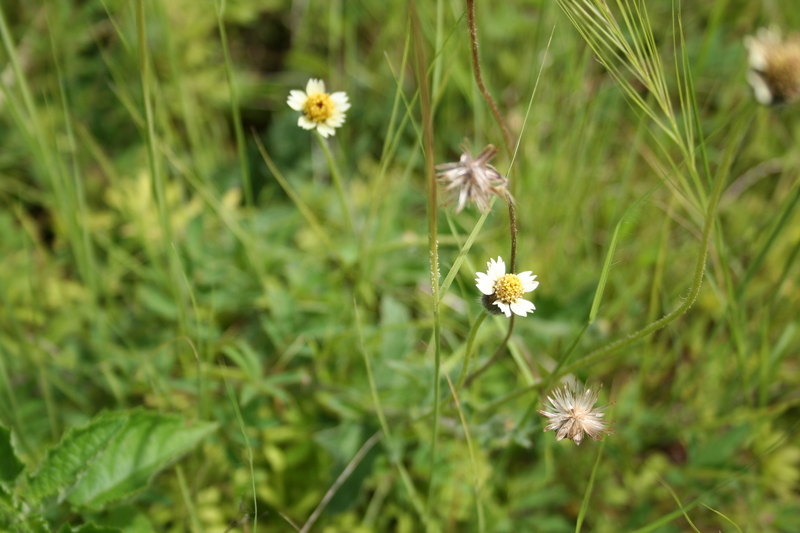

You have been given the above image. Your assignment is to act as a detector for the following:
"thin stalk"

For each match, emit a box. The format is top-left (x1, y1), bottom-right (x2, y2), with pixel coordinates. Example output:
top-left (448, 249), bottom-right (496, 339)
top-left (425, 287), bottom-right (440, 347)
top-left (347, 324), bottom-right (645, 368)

top-left (136, 0), bottom-right (188, 349)
top-left (315, 131), bottom-right (355, 236)
top-left (445, 374), bottom-right (485, 533)
top-left (465, 0), bottom-right (520, 391)
top-left (354, 299), bottom-right (428, 525)
top-left (507, 197), bottom-right (518, 273)
top-left (555, 121), bottom-right (738, 380)
top-left (411, 3), bottom-right (441, 525)
top-left (464, 315), bottom-right (515, 388)
top-left (301, 431), bottom-right (383, 533)
top-left (455, 310), bottom-right (488, 389)
top-left (215, 0), bottom-right (253, 209)
top-left (466, 0), bottom-right (513, 158)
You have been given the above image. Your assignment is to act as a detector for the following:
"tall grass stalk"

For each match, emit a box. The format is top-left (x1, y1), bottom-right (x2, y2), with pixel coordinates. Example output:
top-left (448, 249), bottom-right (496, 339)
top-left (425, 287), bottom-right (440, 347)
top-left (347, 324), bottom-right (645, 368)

top-left (215, 0), bottom-right (253, 210)
top-left (410, 2), bottom-right (442, 525)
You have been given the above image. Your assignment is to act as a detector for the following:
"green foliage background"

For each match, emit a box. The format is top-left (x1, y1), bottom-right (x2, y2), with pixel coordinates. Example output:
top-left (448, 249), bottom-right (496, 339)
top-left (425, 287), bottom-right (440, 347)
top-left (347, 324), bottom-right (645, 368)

top-left (1, 0), bottom-right (799, 531)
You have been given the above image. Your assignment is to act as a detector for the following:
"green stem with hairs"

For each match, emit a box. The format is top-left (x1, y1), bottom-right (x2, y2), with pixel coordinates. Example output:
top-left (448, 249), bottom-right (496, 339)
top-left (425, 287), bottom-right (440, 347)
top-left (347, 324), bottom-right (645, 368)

top-left (466, 0), bottom-right (513, 158)
top-left (410, 3), bottom-right (441, 527)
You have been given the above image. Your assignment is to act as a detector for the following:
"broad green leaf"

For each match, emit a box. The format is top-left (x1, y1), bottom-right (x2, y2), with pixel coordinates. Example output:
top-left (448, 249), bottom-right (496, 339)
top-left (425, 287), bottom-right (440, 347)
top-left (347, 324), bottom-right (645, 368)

top-left (68, 411), bottom-right (217, 509)
top-left (58, 523), bottom-right (121, 533)
top-left (27, 413), bottom-right (127, 502)
top-left (0, 425), bottom-right (23, 484)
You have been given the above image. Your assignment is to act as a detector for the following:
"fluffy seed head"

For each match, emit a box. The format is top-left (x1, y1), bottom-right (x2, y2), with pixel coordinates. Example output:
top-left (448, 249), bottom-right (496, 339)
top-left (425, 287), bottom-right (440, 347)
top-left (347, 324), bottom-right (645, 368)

top-left (537, 381), bottom-right (613, 445)
top-left (436, 144), bottom-right (510, 213)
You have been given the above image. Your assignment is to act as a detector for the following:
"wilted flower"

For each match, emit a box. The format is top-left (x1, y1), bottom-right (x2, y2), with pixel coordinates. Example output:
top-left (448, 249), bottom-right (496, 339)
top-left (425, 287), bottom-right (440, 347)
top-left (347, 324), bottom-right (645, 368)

top-left (475, 256), bottom-right (538, 317)
top-left (287, 78), bottom-right (350, 137)
top-left (744, 27), bottom-right (800, 105)
top-left (436, 144), bottom-right (509, 213)
top-left (538, 381), bottom-right (613, 445)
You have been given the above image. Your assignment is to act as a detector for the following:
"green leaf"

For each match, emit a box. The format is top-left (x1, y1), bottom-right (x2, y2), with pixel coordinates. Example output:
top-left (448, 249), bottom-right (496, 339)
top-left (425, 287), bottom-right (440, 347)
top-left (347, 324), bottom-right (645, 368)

top-left (58, 523), bottom-right (121, 533)
top-left (0, 425), bottom-right (24, 484)
top-left (67, 411), bottom-right (217, 509)
top-left (27, 413), bottom-right (128, 502)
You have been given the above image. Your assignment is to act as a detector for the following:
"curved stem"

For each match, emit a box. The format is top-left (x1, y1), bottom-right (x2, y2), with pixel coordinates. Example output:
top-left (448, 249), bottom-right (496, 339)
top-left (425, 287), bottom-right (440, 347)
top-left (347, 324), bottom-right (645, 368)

top-left (556, 153), bottom-right (727, 379)
top-left (464, 315), bottom-right (515, 388)
top-left (455, 310), bottom-right (488, 390)
top-left (466, 0), bottom-right (513, 159)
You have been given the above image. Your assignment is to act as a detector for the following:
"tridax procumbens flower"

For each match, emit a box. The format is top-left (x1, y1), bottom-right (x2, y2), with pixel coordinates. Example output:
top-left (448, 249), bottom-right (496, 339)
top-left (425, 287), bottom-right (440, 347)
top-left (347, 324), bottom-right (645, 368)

top-left (287, 78), bottom-right (351, 137)
top-left (744, 27), bottom-right (800, 105)
top-left (475, 256), bottom-right (538, 318)
top-left (436, 144), bottom-right (510, 213)
top-left (538, 381), bottom-right (613, 446)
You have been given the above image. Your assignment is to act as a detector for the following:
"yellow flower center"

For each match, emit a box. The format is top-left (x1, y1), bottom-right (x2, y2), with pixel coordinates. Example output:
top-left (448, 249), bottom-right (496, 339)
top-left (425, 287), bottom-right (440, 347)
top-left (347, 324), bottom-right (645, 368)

top-left (303, 93), bottom-right (335, 123)
top-left (494, 273), bottom-right (523, 303)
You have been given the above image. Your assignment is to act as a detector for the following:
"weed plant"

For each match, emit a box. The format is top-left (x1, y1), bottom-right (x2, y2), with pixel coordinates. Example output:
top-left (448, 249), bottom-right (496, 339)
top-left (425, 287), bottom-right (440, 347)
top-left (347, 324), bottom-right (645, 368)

top-left (1, 0), bottom-right (800, 532)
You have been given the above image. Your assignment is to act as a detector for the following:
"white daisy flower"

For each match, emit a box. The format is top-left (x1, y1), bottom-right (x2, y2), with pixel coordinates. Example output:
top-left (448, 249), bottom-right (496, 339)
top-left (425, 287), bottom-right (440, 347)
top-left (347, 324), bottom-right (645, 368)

top-left (436, 144), bottom-right (510, 213)
top-left (286, 78), bottom-right (351, 137)
top-left (475, 256), bottom-right (538, 318)
top-left (537, 382), bottom-right (613, 446)
top-left (744, 27), bottom-right (800, 105)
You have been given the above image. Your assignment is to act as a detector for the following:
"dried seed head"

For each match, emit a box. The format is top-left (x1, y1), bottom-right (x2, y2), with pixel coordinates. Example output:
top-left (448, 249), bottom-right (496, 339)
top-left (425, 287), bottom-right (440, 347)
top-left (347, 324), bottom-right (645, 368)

top-left (538, 381), bottom-right (614, 445)
top-left (436, 144), bottom-right (510, 213)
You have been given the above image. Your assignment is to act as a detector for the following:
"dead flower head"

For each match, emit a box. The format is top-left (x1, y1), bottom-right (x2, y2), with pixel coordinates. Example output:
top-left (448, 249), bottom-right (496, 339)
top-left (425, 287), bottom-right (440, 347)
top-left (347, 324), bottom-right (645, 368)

top-left (436, 144), bottom-right (510, 213)
top-left (744, 27), bottom-right (800, 105)
top-left (538, 381), bottom-right (613, 445)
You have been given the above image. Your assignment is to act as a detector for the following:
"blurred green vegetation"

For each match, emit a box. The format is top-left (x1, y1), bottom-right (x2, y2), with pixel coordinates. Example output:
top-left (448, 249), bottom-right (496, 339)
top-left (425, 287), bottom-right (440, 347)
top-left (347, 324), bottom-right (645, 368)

top-left (1, 0), bottom-right (800, 531)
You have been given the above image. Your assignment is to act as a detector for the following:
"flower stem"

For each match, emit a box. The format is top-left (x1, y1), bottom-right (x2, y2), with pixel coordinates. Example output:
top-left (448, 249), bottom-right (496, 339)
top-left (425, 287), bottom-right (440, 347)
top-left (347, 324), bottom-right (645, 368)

top-left (455, 310), bottom-right (488, 390)
top-left (507, 194), bottom-right (518, 273)
top-left (315, 131), bottom-right (355, 236)
top-left (464, 315), bottom-right (515, 388)
top-left (466, 0), bottom-right (513, 159)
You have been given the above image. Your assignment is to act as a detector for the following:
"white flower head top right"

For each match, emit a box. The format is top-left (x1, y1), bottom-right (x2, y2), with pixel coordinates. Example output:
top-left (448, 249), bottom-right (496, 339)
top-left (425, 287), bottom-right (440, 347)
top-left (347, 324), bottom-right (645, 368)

top-left (744, 27), bottom-right (800, 105)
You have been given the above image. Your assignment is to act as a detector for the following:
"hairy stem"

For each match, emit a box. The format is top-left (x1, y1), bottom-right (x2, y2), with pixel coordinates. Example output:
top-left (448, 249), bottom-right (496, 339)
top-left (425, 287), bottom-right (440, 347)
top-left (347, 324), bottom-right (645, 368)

top-left (466, 0), bottom-right (513, 158)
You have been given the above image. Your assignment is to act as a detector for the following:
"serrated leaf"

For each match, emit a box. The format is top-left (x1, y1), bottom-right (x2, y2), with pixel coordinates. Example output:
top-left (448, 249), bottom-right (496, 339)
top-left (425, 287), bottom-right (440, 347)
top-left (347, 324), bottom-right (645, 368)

top-left (0, 425), bottom-right (24, 484)
top-left (27, 413), bottom-right (128, 502)
top-left (58, 523), bottom-right (121, 533)
top-left (67, 411), bottom-right (217, 509)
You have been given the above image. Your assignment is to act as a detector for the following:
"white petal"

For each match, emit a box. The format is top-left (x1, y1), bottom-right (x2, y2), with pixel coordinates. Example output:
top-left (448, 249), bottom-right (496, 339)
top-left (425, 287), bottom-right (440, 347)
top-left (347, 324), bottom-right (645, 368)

top-left (298, 116), bottom-right (317, 130)
top-left (744, 38), bottom-right (768, 70)
top-left (287, 90), bottom-right (307, 111)
top-left (475, 273), bottom-right (495, 295)
top-left (747, 71), bottom-right (773, 104)
top-left (306, 78), bottom-right (326, 95)
top-left (509, 298), bottom-right (535, 317)
top-left (330, 92), bottom-right (350, 111)
top-left (516, 271), bottom-right (539, 292)
top-left (326, 112), bottom-right (346, 127)
top-left (317, 123), bottom-right (336, 137)
top-left (487, 257), bottom-right (506, 280)
top-left (494, 301), bottom-right (511, 317)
